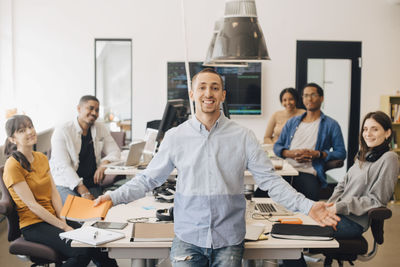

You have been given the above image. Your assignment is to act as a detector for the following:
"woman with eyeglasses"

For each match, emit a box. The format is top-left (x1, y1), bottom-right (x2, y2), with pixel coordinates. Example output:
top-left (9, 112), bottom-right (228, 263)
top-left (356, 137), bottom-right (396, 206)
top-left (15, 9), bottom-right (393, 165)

top-left (283, 111), bottom-right (399, 267)
top-left (263, 88), bottom-right (305, 144)
top-left (2, 115), bottom-right (118, 267)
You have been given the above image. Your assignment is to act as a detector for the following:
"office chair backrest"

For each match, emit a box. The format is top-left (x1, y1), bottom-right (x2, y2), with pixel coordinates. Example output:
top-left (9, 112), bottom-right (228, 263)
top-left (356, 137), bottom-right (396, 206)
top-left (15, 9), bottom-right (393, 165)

top-left (0, 166), bottom-right (22, 242)
top-left (0, 145), bottom-right (6, 166)
top-left (110, 131), bottom-right (126, 149)
top-left (319, 159), bottom-right (345, 200)
top-left (324, 159), bottom-right (344, 172)
top-left (34, 128), bottom-right (54, 158)
top-left (368, 207), bottom-right (392, 245)
top-left (146, 120), bottom-right (161, 130)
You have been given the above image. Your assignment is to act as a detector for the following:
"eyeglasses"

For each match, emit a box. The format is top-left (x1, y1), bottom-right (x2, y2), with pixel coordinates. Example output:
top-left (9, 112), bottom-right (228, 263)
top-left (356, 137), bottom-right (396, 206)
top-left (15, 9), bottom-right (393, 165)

top-left (302, 93), bottom-right (319, 99)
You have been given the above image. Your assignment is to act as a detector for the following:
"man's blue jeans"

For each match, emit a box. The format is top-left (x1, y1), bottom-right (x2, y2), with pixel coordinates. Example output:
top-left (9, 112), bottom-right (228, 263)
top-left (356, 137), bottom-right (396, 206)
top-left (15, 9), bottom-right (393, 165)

top-left (170, 237), bottom-right (244, 267)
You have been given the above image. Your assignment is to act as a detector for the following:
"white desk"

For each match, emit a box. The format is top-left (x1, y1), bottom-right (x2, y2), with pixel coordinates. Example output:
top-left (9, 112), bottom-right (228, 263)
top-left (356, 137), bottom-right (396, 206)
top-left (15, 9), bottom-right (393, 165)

top-left (105, 160), bottom-right (298, 185)
top-left (72, 197), bottom-right (338, 264)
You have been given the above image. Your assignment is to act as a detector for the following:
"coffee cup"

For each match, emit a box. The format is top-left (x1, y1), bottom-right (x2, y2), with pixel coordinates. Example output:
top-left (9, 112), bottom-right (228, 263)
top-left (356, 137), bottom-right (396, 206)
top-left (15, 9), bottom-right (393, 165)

top-left (270, 156), bottom-right (284, 170)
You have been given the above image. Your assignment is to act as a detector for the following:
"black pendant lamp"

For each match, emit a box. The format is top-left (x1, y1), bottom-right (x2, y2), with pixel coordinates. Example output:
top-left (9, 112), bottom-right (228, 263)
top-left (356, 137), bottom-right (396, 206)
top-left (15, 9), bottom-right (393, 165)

top-left (211, 0), bottom-right (270, 62)
top-left (203, 19), bottom-right (249, 67)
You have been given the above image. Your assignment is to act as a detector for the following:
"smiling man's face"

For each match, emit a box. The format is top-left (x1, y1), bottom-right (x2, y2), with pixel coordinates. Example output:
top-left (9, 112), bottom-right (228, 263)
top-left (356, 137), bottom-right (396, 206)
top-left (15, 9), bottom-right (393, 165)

top-left (77, 100), bottom-right (99, 128)
top-left (190, 72), bottom-right (226, 118)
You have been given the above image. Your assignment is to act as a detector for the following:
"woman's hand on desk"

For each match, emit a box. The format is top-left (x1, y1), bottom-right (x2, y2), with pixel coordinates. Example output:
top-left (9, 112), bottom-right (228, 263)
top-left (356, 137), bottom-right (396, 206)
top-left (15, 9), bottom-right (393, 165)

top-left (94, 194), bottom-right (112, 207)
top-left (309, 202), bottom-right (340, 230)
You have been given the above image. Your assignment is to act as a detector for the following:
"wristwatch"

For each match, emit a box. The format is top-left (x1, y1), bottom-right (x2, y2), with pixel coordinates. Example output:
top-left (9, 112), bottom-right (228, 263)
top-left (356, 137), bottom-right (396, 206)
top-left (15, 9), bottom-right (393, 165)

top-left (81, 192), bottom-right (91, 197)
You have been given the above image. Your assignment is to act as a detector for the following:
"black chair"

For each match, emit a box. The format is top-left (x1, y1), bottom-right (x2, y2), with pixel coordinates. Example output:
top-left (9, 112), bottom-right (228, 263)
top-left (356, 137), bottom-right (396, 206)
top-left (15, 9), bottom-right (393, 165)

top-left (309, 207), bottom-right (392, 267)
top-left (319, 159), bottom-right (344, 200)
top-left (0, 167), bottom-right (65, 267)
top-left (146, 120), bottom-right (161, 130)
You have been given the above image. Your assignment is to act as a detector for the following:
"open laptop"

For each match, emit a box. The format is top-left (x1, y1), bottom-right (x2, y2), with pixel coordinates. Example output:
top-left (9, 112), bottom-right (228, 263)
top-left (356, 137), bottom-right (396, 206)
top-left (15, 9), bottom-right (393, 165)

top-left (254, 202), bottom-right (294, 216)
top-left (142, 128), bottom-right (158, 165)
top-left (109, 141), bottom-right (146, 168)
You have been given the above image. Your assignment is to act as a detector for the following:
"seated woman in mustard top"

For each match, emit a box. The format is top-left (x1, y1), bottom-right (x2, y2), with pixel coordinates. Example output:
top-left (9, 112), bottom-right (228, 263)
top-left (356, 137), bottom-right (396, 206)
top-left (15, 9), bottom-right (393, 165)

top-left (3, 115), bottom-right (117, 267)
top-left (263, 88), bottom-right (305, 144)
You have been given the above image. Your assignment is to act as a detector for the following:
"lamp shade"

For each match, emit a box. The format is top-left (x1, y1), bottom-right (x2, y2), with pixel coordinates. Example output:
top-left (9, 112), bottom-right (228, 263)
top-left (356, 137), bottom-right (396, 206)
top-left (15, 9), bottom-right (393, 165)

top-left (203, 18), bottom-right (249, 67)
top-left (211, 0), bottom-right (270, 62)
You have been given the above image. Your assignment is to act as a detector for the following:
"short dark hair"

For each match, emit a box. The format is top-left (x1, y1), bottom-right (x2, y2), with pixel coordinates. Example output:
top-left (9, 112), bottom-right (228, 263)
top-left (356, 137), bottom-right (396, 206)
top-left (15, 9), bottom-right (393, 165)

top-left (279, 87), bottom-right (299, 105)
top-left (79, 95), bottom-right (99, 106)
top-left (191, 68), bottom-right (224, 90)
top-left (303, 83), bottom-right (324, 97)
top-left (358, 111), bottom-right (392, 162)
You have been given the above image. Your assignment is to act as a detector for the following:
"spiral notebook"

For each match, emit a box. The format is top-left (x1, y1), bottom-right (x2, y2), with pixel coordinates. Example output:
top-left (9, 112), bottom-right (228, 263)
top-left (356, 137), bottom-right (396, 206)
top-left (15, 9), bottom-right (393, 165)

top-left (59, 226), bottom-right (125, 246)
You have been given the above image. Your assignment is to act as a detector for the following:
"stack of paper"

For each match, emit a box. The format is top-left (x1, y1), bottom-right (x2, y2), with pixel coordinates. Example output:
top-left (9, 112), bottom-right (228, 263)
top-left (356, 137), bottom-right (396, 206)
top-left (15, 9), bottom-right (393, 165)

top-left (59, 226), bottom-right (125, 246)
top-left (133, 223), bottom-right (174, 241)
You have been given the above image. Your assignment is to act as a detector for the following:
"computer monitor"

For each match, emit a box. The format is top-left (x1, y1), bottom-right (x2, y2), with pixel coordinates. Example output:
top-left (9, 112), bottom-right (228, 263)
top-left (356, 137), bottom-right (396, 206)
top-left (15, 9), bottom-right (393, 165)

top-left (156, 99), bottom-right (190, 144)
top-left (167, 62), bottom-right (262, 115)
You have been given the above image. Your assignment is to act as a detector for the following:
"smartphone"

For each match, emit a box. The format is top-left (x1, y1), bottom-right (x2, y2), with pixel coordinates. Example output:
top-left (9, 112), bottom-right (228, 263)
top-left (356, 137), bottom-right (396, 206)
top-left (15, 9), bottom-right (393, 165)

top-left (91, 221), bottom-right (128, 230)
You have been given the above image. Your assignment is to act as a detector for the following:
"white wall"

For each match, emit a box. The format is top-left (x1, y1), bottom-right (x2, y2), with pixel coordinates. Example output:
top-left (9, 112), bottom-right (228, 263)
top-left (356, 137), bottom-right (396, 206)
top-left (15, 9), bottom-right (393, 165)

top-left (1, 0), bottom-right (400, 142)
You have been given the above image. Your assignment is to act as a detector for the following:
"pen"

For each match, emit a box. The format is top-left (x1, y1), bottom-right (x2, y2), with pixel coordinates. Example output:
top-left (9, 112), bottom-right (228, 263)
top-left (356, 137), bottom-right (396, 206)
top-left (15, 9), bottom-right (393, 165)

top-left (93, 231), bottom-right (99, 239)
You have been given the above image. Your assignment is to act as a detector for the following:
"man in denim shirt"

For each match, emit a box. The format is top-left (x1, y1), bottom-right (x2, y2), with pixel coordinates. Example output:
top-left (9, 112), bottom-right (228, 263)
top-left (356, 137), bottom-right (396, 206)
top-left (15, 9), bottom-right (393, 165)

top-left (95, 72), bottom-right (340, 267)
top-left (272, 83), bottom-right (346, 201)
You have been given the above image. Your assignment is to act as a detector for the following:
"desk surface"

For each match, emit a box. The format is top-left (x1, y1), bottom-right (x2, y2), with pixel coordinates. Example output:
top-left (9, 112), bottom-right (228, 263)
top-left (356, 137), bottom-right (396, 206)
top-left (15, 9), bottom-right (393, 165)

top-left (72, 197), bottom-right (338, 260)
top-left (105, 160), bottom-right (299, 183)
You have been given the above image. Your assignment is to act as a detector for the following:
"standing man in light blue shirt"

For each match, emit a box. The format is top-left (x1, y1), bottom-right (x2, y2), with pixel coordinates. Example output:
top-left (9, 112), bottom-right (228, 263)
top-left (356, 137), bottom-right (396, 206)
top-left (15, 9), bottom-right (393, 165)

top-left (95, 69), bottom-right (340, 267)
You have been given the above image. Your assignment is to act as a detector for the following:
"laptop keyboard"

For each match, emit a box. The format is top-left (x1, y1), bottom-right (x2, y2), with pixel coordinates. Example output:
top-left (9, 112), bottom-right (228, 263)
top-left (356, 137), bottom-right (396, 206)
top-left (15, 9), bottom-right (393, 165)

top-left (256, 203), bottom-right (277, 213)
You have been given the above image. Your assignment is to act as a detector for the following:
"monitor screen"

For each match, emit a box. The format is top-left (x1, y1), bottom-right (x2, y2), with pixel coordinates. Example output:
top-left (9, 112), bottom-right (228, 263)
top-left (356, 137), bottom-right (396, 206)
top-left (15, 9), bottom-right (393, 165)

top-left (167, 62), bottom-right (262, 115)
top-left (156, 99), bottom-right (190, 144)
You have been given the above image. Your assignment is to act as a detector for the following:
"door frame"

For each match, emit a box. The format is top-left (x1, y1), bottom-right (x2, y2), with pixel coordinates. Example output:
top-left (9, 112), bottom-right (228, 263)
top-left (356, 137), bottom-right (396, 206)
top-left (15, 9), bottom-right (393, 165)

top-left (296, 40), bottom-right (362, 169)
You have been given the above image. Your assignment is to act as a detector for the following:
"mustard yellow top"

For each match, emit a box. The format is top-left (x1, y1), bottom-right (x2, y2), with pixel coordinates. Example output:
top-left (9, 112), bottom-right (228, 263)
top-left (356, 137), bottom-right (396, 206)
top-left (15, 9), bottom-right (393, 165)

top-left (3, 152), bottom-right (57, 229)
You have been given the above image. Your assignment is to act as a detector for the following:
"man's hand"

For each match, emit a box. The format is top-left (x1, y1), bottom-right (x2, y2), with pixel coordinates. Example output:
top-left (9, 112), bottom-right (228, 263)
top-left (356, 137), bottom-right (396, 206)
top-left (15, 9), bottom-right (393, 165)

top-left (309, 202), bottom-right (340, 230)
top-left (94, 194), bottom-right (112, 207)
top-left (76, 183), bottom-right (94, 200)
top-left (284, 149), bottom-right (320, 162)
top-left (93, 166), bottom-right (107, 184)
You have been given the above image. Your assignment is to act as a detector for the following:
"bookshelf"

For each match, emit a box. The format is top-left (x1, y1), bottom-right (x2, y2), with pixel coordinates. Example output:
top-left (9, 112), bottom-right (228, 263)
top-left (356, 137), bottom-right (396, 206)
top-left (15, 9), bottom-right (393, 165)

top-left (381, 95), bottom-right (400, 204)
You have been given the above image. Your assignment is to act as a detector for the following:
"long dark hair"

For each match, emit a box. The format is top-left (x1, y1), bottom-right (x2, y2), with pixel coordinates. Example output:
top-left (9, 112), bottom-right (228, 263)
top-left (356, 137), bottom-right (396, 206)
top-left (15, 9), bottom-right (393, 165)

top-left (4, 115), bottom-right (34, 171)
top-left (358, 111), bottom-right (392, 163)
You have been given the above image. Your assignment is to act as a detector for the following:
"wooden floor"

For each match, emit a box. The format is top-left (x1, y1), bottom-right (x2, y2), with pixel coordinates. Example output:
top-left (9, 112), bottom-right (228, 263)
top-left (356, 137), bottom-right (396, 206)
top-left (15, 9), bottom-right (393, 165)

top-left (1, 203), bottom-right (399, 267)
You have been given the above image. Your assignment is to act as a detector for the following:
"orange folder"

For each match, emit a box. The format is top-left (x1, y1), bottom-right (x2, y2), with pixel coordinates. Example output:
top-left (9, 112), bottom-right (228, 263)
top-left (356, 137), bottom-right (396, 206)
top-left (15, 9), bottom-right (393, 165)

top-left (60, 195), bottom-right (112, 222)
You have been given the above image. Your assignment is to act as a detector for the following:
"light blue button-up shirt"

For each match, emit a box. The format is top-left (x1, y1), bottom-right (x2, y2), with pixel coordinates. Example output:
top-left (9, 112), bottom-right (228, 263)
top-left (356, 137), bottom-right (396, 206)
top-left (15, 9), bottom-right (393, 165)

top-left (110, 113), bottom-right (314, 248)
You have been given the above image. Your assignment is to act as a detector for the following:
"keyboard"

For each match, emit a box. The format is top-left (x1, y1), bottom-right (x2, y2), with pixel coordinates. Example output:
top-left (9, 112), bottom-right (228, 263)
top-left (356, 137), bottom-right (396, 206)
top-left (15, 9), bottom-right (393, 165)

top-left (256, 203), bottom-right (277, 213)
top-left (254, 202), bottom-right (294, 216)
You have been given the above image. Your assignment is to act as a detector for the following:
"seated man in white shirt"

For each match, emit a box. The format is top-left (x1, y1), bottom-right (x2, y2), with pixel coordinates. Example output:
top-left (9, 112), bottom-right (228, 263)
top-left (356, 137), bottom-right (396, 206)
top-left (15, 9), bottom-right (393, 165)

top-left (50, 95), bottom-right (121, 203)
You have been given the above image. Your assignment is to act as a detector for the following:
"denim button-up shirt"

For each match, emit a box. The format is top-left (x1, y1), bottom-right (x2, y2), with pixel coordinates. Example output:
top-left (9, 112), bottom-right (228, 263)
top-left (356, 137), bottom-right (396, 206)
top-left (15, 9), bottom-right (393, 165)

top-left (110, 113), bottom-right (313, 248)
top-left (273, 112), bottom-right (347, 187)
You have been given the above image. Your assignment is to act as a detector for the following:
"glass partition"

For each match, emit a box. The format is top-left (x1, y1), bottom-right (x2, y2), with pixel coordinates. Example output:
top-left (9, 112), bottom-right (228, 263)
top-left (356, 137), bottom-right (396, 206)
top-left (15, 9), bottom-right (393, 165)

top-left (95, 39), bottom-right (132, 141)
